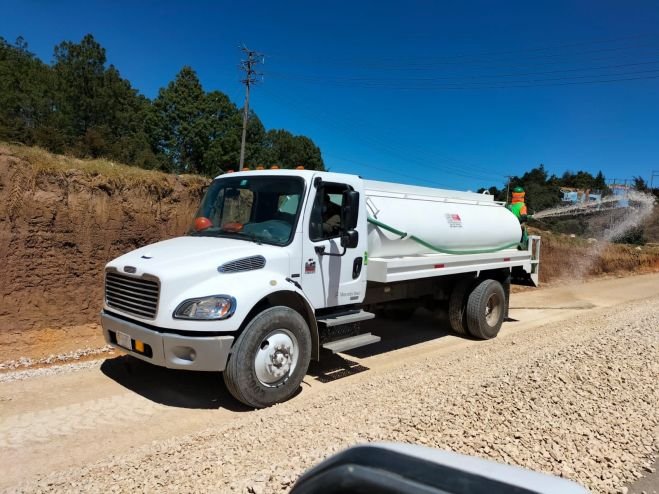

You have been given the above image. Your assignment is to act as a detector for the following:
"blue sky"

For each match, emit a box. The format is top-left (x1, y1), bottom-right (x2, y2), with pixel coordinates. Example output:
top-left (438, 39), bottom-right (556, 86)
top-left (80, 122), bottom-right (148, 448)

top-left (3, 0), bottom-right (659, 190)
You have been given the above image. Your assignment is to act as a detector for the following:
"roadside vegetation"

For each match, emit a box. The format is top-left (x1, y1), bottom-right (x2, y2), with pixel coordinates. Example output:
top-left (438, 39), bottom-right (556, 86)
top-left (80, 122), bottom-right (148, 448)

top-left (2, 142), bottom-right (209, 225)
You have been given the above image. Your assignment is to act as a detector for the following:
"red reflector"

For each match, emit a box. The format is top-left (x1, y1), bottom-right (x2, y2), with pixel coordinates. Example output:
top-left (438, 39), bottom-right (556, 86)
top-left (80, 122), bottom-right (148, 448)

top-left (503, 257), bottom-right (510, 262)
top-left (434, 264), bottom-right (445, 268)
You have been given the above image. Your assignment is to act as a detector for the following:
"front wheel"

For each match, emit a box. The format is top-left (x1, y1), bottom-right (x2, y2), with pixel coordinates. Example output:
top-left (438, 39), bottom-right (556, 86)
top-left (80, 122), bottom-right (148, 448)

top-left (223, 306), bottom-right (311, 408)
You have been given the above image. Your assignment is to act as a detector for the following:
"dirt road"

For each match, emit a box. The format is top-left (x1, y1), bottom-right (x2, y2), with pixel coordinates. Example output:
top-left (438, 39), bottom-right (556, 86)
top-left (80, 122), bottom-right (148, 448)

top-left (1, 274), bottom-right (658, 493)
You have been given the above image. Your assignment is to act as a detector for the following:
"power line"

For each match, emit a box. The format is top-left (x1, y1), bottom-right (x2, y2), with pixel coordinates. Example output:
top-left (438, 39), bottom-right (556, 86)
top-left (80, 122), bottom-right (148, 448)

top-left (258, 85), bottom-right (503, 180)
top-left (355, 40), bottom-right (659, 70)
top-left (291, 47), bottom-right (659, 78)
top-left (239, 45), bottom-right (264, 170)
top-left (266, 68), bottom-right (659, 91)
top-left (260, 87), bottom-right (504, 181)
top-left (266, 35), bottom-right (659, 92)
top-left (260, 86), bottom-right (506, 184)
top-left (268, 33), bottom-right (659, 69)
top-left (308, 46), bottom-right (659, 75)
top-left (267, 58), bottom-right (659, 84)
top-left (324, 153), bottom-right (448, 187)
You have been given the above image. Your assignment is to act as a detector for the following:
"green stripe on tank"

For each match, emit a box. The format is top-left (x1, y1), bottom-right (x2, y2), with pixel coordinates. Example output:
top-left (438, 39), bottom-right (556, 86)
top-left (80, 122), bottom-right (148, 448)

top-left (367, 217), bottom-right (520, 255)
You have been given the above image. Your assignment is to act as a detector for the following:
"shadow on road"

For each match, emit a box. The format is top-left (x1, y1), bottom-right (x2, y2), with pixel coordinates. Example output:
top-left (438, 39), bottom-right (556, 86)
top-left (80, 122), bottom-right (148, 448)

top-left (347, 309), bottom-right (455, 359)
top-left (308, 309), bottom-right (458, 384)
top-left (101, 310), bottom-right (462, 406)
top-left (100, 355), bottom-right (249, 412)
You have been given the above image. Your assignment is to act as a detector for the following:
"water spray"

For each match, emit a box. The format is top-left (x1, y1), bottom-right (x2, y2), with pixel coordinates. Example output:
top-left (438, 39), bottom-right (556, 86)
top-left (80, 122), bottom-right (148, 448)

top-left (532, 192), bottom-right (654, 220)
top-left (531, 191), bottom-right (656, 280)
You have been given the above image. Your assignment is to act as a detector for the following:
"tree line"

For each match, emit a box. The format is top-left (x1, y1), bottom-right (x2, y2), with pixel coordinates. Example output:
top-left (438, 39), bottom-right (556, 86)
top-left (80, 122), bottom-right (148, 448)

top-left (477, 165), bottom-right (647, 212)
top-left (479, 165), bottom-right (658, 243)
top-left (0, 34), bottom-right (324, 174)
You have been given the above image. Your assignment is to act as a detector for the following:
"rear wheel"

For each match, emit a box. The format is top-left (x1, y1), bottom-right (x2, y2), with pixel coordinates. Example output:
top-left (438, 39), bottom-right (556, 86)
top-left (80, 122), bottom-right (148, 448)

top-left (466, 279), bottom-right (505, 340)
top-left (223, 306), bottom-right (311, 408)
top-left (448, 277), bottom-right (475, 335)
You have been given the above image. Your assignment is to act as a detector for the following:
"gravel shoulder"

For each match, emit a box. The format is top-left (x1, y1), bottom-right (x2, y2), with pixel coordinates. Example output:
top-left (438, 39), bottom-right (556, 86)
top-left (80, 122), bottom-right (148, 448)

top-left (1, 274), bottom-right (658, 494)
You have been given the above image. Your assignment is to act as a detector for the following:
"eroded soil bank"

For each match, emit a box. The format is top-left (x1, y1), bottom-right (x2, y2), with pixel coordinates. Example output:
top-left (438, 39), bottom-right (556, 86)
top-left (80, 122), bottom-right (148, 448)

top-left (0, 145), bottom-right (208, 332)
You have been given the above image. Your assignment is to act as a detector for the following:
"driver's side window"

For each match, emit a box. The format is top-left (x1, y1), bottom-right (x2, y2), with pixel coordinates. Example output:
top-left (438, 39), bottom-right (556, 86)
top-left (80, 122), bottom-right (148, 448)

top-left (310, 184), bottom-right (347, 242)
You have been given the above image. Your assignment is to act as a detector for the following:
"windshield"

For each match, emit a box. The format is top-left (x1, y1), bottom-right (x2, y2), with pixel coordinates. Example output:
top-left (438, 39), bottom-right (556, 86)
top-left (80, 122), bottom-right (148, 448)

top-left (189, 175), bottom-right (305, 246)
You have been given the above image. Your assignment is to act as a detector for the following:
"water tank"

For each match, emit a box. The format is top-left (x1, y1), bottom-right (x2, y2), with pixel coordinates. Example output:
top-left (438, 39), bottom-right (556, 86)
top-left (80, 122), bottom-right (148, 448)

top-left (364, 180), bottom-right (522, 257)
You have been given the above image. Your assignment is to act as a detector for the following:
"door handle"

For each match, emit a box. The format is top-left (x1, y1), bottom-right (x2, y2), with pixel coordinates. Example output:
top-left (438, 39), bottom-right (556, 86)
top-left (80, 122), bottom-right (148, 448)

top-left (352, 257), bottom-right (363, 279)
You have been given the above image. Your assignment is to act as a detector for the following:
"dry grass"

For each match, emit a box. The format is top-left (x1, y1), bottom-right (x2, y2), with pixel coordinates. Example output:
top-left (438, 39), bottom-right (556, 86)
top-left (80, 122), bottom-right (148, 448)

top-left (535, 228), bottom-right (659, 284)
top-left (0, 142), bottom-right (209, 196)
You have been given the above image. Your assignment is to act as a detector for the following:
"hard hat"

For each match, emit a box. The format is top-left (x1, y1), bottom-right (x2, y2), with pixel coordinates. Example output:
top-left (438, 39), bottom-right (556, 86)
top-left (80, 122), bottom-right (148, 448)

top-left (513, 186), bottom-right (525, 193)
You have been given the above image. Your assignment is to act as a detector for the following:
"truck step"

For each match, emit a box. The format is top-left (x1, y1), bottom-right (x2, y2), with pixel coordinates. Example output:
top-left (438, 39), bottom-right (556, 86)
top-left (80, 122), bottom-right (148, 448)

top-left (317, 310), bottom-right (375, 327)
top-left (322, 333), bottom-right (381, 353)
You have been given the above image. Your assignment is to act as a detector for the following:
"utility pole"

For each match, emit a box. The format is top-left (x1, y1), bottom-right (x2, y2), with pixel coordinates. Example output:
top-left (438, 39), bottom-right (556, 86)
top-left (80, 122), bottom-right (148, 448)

top-left (239, 45), bottom-right (263, 171)
top-left (650, 170), bottom-right (659, 190)
top-left (505, 176), bottom-right (513, 203)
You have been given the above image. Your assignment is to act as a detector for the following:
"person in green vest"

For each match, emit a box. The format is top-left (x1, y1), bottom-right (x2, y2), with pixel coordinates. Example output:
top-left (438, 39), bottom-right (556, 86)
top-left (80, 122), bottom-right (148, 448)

top-left (507, 186), bottom-right (532, 248)
top-left (508, 186), bottom-right (529, 221)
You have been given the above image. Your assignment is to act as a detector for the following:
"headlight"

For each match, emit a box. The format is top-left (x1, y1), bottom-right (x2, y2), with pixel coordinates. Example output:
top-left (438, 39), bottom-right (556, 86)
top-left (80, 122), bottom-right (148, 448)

top-left (173, 295), bottom-right (236, 320)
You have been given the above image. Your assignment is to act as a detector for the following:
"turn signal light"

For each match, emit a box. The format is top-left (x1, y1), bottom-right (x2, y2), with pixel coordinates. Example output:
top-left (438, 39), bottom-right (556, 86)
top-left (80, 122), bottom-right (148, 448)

top-left (135, 340), bottom-right (145, 353)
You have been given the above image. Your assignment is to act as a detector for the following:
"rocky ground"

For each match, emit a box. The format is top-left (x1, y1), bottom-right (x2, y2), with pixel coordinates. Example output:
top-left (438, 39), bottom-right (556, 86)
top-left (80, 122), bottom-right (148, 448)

top-left (3, 284), bottom-right (657, 494)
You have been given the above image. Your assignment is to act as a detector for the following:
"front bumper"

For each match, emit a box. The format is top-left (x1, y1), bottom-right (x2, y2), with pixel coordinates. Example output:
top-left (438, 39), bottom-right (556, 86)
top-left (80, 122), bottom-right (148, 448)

top-left (101, 311), bottom-right (234, 371)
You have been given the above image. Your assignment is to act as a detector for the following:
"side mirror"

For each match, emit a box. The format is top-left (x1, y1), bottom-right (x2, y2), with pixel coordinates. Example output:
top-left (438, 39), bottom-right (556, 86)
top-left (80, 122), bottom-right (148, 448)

top-left (341, 230), bottom-right (359, 249)
top-left (341, 190), bottom-right (360, 230)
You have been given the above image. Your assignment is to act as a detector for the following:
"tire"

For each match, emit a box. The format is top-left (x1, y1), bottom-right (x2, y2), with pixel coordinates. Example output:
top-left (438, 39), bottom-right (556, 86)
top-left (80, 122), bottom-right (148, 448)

top-left (448, 277), bottom-right (475, 335)
top-left (223, 306), bottom-right (311, 408)
top-left (466, 279), bottom-right (505, 340)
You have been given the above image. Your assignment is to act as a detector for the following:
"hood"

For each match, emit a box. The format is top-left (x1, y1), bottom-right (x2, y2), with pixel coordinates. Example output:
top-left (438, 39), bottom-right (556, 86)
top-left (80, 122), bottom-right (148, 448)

top-left (107, 235), bottom-right (288, 281)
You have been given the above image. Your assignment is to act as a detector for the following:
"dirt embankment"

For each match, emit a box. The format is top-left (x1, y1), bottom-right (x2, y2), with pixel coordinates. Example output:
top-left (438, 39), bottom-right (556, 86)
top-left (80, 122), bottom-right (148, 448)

top-left (535, 230), bottom-right (659, 284)
top-left (0, 145), bottom-right (208, 333)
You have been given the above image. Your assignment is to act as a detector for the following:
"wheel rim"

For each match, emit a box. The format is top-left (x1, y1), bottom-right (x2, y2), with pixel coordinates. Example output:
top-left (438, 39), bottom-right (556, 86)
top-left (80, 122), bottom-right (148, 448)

top-left (485, 292), bottom-right (503, 327)
top-left (254, 329), bottom-right (298, 387)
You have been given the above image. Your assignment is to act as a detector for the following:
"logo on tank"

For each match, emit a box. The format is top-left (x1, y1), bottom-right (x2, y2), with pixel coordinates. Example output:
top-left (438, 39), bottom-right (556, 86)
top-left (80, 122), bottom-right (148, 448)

top-left (445, 214), bottom-right (463, 228)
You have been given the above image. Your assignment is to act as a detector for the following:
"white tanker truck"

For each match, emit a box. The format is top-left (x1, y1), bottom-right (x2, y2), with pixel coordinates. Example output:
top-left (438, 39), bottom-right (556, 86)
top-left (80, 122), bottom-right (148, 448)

top-left (101, 170), bottom-right (540, 408)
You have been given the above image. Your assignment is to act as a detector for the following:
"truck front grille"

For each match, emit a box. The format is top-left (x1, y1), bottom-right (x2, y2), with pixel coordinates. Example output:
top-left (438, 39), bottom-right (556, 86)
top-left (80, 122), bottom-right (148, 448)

top-left (105, 271), bottom-right (159, 319)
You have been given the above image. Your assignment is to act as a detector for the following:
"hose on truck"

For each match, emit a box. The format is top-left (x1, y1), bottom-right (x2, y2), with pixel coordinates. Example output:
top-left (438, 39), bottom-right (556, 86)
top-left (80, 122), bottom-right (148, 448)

top-left (367, 217), bottom-right (521, 255)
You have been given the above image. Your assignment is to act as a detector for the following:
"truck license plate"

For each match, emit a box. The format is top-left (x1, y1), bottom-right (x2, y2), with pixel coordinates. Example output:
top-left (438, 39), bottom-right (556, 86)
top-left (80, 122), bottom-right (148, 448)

top-left (116, 331), bottom-right (132, 350)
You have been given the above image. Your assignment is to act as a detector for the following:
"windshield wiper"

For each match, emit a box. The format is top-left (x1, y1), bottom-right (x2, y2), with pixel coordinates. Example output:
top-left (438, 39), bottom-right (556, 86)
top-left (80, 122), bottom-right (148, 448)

top-left (236, 231), bottom-right (262, 245)
top-left (188, 229), bottom-right (263, 245)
